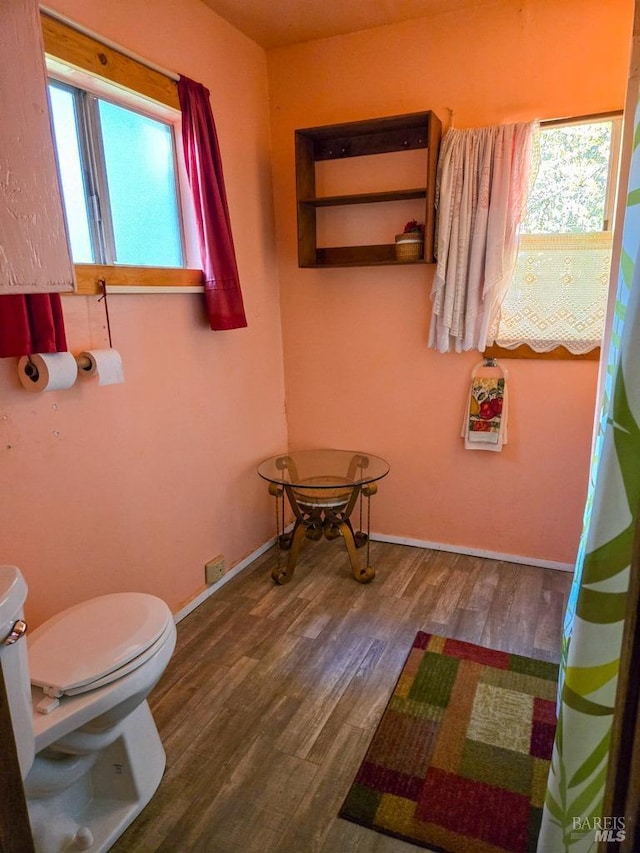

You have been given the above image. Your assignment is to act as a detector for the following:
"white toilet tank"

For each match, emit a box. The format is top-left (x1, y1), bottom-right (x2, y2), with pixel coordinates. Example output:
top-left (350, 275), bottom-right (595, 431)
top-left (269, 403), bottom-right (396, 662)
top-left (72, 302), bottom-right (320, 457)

top-left (0, 565), bottom-right (34, 778)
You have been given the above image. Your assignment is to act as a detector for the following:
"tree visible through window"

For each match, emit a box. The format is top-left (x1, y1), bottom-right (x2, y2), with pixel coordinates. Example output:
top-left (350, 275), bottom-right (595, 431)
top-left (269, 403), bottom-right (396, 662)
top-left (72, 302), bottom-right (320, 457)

top-left (524, 122), bottom-right (613, 233)
top-left (494, 115), bottom-right (621, 355)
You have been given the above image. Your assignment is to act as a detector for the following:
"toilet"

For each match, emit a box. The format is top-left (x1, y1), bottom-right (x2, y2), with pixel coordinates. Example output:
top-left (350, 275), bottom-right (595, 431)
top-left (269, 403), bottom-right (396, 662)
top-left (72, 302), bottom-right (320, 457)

top-left (0, 565), bottom-right (176, 853)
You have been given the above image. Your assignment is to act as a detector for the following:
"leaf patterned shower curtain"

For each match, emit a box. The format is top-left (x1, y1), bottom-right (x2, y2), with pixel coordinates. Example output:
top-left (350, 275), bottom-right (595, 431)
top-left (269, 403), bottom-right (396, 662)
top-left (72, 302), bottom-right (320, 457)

top-left (537, 13), bottom-right (640, 851)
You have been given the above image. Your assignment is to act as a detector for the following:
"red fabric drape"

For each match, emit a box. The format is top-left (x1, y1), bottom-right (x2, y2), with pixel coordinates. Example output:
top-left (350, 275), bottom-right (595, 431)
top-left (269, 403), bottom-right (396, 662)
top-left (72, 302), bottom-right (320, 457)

top-left (177, 76), bottom-right (247, 331)
top-left (0, 294), bottom-right (67, 358)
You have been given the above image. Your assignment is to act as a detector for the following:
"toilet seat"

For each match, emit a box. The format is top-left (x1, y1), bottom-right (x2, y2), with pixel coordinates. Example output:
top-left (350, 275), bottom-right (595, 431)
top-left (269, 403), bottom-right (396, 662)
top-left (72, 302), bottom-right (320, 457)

top-left (28, 593), bottom-right (174, 699)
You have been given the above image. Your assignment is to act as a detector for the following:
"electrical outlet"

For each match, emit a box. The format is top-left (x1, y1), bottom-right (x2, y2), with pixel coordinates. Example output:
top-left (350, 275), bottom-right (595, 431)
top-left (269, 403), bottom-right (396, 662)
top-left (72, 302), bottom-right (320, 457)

top-left (205, 555), bottom-right (225, 584)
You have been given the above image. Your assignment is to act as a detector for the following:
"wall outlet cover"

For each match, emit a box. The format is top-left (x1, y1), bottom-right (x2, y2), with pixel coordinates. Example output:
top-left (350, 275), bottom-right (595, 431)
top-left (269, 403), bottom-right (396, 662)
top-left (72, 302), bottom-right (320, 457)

top-left (205, 555), bottom-right (225, 584)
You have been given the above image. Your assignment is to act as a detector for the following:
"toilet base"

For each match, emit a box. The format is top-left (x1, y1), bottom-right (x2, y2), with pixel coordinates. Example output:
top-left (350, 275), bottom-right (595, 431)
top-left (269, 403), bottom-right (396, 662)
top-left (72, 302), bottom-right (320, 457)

top-left (27, 701), bottom-right (166, 853)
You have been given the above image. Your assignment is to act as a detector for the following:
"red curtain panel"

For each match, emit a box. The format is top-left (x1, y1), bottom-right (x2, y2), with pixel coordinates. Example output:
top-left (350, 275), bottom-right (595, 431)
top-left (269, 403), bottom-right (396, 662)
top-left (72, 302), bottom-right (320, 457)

top-left (0, 294), bottom-right (67, 358)
top-left (178, 75), bottom-right (247, 331)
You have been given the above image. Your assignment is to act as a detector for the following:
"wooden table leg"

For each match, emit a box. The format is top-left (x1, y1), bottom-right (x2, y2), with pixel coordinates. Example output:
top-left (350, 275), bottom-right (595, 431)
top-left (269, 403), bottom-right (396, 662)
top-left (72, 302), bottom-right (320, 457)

top-left (271, 519), bottom-right (307, 585)
top-left (269, 480), bottom-right (378, 585)
top-left (338, 521), bottom-right (375, 584)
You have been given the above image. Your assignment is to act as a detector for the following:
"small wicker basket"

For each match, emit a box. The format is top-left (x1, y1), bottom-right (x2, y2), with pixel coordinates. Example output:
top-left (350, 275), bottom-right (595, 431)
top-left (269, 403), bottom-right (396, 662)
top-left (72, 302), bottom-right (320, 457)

top-left (395, 233), bottom-right (424, 262)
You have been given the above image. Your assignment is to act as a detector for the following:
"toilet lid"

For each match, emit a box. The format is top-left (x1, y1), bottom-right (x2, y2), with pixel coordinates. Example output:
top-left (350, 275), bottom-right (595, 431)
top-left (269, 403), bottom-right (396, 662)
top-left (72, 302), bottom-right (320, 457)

top-left (28, 593), bottom-right (173, 698)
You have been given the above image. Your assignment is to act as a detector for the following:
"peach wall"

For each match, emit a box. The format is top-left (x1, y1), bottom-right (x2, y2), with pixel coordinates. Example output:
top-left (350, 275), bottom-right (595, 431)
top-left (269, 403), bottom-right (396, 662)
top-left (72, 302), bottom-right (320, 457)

top-left (1, 0), bottom-right (286, 626)
top-left (267, 0), bottom-right (634, 565)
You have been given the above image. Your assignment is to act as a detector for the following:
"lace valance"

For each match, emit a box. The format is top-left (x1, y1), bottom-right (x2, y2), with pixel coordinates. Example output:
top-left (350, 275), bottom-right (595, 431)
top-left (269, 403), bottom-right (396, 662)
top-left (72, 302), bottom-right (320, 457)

top-left (494, 231), bottom-right (612, 354)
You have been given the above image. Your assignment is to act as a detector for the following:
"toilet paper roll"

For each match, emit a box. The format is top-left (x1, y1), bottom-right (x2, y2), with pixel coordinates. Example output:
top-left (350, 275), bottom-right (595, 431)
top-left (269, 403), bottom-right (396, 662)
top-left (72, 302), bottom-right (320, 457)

top-left (76, 349), bottom-right (124, 386)
top-left (17, 353), bottom-right (78, 393)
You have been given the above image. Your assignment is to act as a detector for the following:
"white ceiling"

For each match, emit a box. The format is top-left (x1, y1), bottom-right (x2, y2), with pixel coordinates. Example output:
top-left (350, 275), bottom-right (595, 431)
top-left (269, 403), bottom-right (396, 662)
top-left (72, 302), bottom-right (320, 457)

top-left (199, 0), bottom-right (497, 49)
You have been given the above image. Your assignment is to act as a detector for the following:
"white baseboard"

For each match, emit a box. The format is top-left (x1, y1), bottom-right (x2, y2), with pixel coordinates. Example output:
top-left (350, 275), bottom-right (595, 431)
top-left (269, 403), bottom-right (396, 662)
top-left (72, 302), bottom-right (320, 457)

top-left (173, 535), bottom-right (278, 624)
top-left (174, 530), bottom-right (574, 622)
top-left (370, 532), bottom-right (575, 573)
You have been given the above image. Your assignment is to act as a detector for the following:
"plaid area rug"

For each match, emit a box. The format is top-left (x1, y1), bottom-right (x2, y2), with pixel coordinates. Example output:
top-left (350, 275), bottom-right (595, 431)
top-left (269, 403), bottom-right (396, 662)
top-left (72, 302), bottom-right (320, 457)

top-left (339, 632), bottom-right (559, 853)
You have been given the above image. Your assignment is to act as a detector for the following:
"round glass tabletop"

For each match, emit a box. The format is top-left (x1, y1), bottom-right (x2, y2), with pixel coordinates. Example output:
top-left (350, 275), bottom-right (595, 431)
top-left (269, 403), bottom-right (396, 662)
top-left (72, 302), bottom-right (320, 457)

top-left (257, 449), bottom-right (389, 489)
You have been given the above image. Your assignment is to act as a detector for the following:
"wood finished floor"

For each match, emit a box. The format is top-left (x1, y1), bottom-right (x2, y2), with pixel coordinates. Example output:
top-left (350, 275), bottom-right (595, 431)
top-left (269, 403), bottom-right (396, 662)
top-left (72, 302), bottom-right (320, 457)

top-left (112, 539), bottom-right (572, 853)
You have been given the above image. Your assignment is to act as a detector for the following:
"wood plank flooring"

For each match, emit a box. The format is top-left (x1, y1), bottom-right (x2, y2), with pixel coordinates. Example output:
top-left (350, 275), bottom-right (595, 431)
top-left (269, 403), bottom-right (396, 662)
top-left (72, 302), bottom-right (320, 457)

top-left (111, 539), bottom-right (572, 853)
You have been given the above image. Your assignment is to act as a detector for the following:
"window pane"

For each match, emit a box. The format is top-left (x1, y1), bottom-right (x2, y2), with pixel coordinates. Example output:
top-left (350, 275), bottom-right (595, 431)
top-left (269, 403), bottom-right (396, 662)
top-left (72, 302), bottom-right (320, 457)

top-left (522, 122), bottom-right (613, 234)
top-left (48, 84), bottom-right (94, 263)
top-left (98, 100), bottom-right (183, 267)
top-left (498, 118), bottom-right (618, 353)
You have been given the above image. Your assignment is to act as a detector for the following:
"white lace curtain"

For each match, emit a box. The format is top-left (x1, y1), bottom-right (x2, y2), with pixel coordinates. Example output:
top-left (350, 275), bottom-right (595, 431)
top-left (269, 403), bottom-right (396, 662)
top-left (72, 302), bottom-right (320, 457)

top-left (429, 121), bottom-right (538, 353)
top-left (494, 231), bottom-right (613, 354)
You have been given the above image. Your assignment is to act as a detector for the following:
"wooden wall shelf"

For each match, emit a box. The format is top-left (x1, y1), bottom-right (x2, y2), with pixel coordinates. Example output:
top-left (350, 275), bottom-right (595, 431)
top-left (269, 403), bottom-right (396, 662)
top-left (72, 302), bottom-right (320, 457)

top-left (295, 112), bottom-right (441, 268)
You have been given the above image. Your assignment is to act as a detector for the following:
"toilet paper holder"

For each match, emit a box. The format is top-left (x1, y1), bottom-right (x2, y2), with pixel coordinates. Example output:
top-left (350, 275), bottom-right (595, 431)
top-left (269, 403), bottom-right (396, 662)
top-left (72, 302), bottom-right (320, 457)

top-left (75, 276), bottom-right (114, 372)
top-left (77, 279), bottom-right (114, 373)
top-left (76, 354), bottom-right (94, 372)
top-left (23, 358), bottom-right (40, 383)
top-left (20, 281), bottom-right (117, 386)
top-left (17, 352), bottom-right (79, 393)
top-left (98, 277), bottom-right (113, 349)
top-left (23, 353), bottom-right (112, 380)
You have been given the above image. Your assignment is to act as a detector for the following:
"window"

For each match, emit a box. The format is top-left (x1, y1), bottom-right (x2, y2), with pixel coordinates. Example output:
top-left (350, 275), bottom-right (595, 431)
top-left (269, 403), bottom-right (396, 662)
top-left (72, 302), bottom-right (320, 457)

top-left (493, 115), bottom-right (622, 356)
top-left (48, 79), bottom-right (184, 268)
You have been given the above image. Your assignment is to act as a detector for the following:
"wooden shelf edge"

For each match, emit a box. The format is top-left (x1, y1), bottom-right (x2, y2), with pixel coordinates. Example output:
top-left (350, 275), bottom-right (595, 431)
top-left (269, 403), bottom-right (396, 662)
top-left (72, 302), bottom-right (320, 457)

top-left (296, 111), bottom-right (434, 140)
top-left (302, 244), bottom-right (434, 267)
top-left (299, 188), bottom-right (428, 207)
top-left (300, 260), bottom-right (433, 268)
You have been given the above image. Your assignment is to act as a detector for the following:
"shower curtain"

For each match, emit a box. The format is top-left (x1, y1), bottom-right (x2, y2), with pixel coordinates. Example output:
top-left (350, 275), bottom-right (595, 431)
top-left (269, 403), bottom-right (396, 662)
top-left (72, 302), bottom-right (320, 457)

top-left (537, 12), bottom-right (640, 851)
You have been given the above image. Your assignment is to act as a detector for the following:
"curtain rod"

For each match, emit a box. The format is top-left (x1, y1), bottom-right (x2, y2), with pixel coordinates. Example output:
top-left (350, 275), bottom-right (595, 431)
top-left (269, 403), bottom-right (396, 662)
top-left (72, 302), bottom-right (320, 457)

top-left (39, 5), bottom-right (180, 82)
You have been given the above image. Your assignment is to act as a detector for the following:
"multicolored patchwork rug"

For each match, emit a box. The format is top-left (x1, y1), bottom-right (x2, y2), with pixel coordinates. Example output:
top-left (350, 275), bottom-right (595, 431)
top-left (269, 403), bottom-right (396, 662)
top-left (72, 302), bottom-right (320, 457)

top-left (339, 632), bottom-right (559, 853)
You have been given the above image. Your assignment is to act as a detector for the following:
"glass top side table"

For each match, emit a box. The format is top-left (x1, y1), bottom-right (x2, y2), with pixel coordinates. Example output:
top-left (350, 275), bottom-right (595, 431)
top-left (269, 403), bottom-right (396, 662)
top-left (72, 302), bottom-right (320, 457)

top-left (258, 449), bottom-right (389, 585)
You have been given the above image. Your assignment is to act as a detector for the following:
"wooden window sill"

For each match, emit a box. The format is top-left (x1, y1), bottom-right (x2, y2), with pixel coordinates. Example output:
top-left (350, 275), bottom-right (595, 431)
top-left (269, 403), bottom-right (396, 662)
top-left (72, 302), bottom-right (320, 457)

top-left (71, 264), bottom-right (204, 295)
top-left (483, 344), bottom-right (600, 361)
